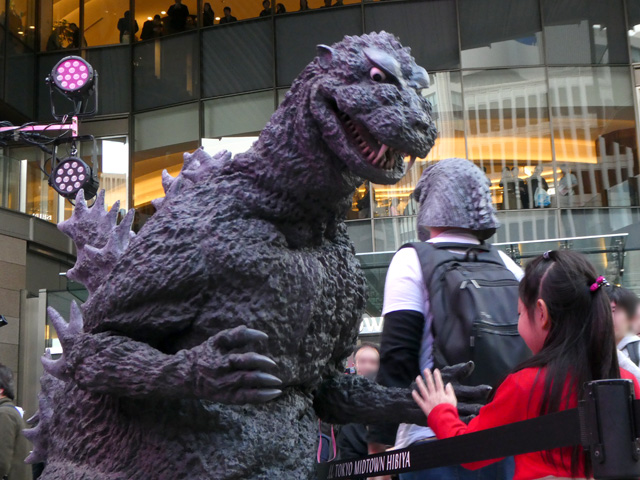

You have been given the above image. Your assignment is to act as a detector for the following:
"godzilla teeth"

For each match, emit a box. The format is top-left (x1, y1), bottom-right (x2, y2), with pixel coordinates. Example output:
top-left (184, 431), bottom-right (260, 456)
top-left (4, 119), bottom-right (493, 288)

top-left (373, 144), bottom-right (389, 165)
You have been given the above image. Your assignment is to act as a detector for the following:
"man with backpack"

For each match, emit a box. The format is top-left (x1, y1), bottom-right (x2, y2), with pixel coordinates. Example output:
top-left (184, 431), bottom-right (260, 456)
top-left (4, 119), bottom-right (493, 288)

top-left (368, 158), bottom-right (529, 480)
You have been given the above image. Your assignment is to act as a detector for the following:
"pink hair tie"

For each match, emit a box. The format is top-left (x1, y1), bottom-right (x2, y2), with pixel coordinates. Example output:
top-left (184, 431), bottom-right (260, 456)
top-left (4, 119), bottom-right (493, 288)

top-left (590, 276), bottom-right (608, 292)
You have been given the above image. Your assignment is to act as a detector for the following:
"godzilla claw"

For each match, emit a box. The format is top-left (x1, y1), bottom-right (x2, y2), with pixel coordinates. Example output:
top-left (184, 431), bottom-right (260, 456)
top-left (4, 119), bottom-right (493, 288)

top-left (440, 361), bottom-right (475, 384)
top-left (214, 326), bottom-right (269, 350)
top-left (230, 353), bottom-right (278, 371)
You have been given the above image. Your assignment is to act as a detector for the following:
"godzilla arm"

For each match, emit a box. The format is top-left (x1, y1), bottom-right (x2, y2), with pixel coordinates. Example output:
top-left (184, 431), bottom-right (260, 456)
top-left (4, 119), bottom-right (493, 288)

top-left (45, 304), bottom-right (282, 403)
top-left (313, 364), bottom-right (486, 427)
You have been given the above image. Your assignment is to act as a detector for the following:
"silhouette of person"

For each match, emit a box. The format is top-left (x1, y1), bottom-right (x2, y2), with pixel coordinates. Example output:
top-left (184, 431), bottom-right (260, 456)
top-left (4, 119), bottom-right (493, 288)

top-left (203, 2), bottom-right (215, 26)
top-left (219, 6), bottom-right (237, 23)
top-left (117, 10), bottom-right (139, 43)
top-left (299, 0), bottom-right (310, 11)
top-left (141, 14), bottom-right (163, 40)
top-left (259, 0), bottom-right (272, 16)
top-left (276, 3), bottom-right (286, 13)
top-left (167, 0), bottom-right (190, 32)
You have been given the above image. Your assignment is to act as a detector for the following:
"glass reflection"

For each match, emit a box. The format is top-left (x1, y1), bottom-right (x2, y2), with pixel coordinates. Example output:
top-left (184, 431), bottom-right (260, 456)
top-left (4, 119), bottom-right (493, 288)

top-left (464, 67), bottom-right (553, 211)
top-left (542, 0), bottom-right (628, 65)
top-left (459, 0), bottom-right (543, 68)
top-left (41, 0), bottom-right (84, 51)
top-left (548, 66), bottom-right (638, 209)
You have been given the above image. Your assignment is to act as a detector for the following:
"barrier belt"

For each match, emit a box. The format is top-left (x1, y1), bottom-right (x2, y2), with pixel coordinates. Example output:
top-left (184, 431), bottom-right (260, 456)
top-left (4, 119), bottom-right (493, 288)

top-left (316, 407), bottom-right (582, 479)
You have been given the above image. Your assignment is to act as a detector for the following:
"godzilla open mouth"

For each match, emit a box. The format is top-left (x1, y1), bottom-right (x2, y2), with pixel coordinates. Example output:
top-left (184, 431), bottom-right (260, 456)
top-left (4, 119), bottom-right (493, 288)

top-left (335, 109), bottom-right (406, 171)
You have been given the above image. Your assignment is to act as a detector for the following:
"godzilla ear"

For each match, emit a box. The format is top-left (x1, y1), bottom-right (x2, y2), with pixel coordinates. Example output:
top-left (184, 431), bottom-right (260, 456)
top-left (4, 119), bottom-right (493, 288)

top-left (317, 44), bottom-right (335, 69)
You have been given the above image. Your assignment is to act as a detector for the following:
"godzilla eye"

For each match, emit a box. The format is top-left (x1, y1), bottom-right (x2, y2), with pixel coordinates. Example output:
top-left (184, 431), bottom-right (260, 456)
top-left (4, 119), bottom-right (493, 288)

top-left (369, 67), bottom-right (386, 82)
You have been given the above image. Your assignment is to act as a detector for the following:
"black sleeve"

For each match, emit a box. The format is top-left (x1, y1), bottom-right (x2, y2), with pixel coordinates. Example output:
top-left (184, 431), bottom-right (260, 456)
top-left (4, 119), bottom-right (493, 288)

top-left (336, 424), bottom-right (368, 460)
top-left (367, 309), bottom-right (424, 445)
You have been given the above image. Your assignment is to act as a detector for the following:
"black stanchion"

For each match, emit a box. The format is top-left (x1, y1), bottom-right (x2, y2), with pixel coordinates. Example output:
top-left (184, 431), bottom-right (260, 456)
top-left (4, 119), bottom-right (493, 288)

top-left (317, 380), bottom-right (640, 480)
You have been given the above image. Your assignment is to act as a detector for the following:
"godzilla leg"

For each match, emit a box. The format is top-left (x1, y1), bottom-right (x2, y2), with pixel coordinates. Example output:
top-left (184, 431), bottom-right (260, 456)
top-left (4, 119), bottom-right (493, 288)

top-left (46, 303), bottom-right (283, 403)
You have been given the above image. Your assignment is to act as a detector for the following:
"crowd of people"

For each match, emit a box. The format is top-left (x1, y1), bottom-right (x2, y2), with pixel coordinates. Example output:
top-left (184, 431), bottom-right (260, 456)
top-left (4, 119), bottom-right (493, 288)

top-left (114, 0), bottom-right (347, 45)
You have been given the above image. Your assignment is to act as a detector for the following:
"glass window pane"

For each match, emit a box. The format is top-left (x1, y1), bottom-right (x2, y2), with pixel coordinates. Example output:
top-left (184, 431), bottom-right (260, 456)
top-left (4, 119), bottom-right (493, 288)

top-left (459, 0), bottom-right (543, 68)
top-left (84, 0), bottom-right (130, 46)
top-left (133, 103), bottom-right (199, 212)
top-left (628, 0), bottom-right (640, 63)
top-left (40, 0), bottom-right (82, 51)
top-left (133, 31), bottom-right (198, 110)
top-left (463, 67), bottom-right (553, 211)
top-left (349, 182), bottom-right (371, 220)
top-left (202, 19), bottom-right (274, 97)
top-left (86, 47), bottom-right (130, 114)
top-left (542, 0), bottom-right (628, 65)
top-left (8, 0), bottom-right (36, 47)
top-left (0, 153), bottom-right (21, 211)
top-left (373, 217), bottom-right (417, 252)
top-left (364, 0), bottom-right (459, 71)
top-left (6, 35), bottom-right (34, 117)
top-left (346, 219), bottom-right (373, 253)
top-left (275, 6), bottom-right (362, 86)
top-left (493, 209), bottom-right (558, 243)
top-left (372, 72), bottom-right (465, 218)
top-left (203, 91), bottom-right (274, 137)
top-left (9, 147), bottom-right (59, 222)
top-left (548, 66), bottom-right (638, 209)
top-left (135, 0), bottom-right (197, 38)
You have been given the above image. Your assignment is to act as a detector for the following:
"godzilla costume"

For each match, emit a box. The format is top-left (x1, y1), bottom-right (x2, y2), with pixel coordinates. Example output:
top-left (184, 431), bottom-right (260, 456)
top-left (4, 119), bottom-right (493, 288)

top-left (27, 32), bottom-right (481, 479)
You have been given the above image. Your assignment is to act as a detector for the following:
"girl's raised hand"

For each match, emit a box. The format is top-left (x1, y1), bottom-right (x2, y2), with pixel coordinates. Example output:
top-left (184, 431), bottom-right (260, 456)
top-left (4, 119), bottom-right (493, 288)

top-left (412, 368), bottom-right (458, 417)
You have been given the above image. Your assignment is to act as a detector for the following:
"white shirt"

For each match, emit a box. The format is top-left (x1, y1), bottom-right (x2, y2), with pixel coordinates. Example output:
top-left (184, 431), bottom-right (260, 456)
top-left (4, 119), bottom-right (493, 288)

top-left (382, 232), bottom-right (524, 448)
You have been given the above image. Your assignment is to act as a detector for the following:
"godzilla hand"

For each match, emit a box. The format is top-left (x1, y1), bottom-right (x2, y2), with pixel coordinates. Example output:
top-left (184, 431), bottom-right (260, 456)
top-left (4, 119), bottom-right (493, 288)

top-left (440, 361), bottom-right (492, 422)
top-left (45, 303), bottom-right (282, 404)
top-left (191, 325), bottom-right (283, 404)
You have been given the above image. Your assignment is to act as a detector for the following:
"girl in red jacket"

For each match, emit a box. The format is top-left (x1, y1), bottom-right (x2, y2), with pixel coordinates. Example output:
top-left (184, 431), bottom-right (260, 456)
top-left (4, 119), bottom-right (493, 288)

top-left (412, 250), bottom-right (640, 480)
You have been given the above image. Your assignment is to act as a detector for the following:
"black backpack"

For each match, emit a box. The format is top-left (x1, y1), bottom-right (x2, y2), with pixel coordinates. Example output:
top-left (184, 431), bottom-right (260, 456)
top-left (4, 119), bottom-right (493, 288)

top-left (402, 241), bottom-right (531, 388)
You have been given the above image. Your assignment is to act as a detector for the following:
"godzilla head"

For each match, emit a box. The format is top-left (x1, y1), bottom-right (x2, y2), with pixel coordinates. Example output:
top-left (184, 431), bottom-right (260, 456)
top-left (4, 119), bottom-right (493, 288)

top-left (310, 32), bottom-right (437, 185)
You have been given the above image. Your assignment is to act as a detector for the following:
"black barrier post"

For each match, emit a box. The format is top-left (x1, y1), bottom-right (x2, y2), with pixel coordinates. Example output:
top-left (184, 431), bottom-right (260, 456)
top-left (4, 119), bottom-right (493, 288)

top-left (581, 380), bottom-right (640, 479)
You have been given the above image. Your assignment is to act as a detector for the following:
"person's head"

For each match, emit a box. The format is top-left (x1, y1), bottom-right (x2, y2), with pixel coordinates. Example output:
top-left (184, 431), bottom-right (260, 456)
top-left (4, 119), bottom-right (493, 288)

top-left (204, 2), bottom-right (213, 12)
top-left (124, 10), bottom-right (131, 18)
top-left (604, 285), bottom-right (637, 343)
top-left (154, 14), bottom-right (162, 22)
top-left (174, 0), bottom-right (182, 4)
top-left (224, 6), bottom-right (231, 15)
top-left (300, 0), bottom-right (308, 8)
top-left (263, 0), bottom-right (270, 8)
top-left (353, 343), bottom-right (380, 378)
top-left (413, 158), bottom-right (499, 241)
top-left (534, 165), bottom-right (543, 176)
top-left (517, 250), bottom-right (619, 476)
top-left (276, 3), bottom-right (286, 13)
top-left (0, 364), bottom-right (15, 400)
top-left (324, 0), bottom-right (331, 6)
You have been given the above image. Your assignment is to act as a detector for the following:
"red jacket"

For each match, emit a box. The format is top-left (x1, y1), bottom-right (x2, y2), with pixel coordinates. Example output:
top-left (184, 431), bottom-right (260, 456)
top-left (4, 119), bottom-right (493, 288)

top-left (428, 367), bottom-right (640, 480)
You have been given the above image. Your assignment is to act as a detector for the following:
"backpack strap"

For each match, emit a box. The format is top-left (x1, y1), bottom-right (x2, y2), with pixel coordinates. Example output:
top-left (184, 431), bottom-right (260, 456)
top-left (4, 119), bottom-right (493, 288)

top-left (628, 345), bottom-right (640, 368)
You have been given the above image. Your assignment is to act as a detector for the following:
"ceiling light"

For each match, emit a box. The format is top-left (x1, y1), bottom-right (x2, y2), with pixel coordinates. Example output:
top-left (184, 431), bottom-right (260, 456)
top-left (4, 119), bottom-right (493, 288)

top-left (161, 10), bottom-right (166, 14)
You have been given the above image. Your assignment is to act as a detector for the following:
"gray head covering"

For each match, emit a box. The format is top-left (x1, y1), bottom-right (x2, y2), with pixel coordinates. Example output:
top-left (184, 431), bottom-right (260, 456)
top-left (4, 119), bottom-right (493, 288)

top-left (414, 158), bottom-right (499, 241)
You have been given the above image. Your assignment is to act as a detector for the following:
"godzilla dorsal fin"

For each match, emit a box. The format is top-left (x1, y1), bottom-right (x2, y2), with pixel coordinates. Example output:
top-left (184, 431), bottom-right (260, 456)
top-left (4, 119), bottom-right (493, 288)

top-left (151, 147), bottom-right (231, 211)
top-left (59, 190), bottom-right (135, 296)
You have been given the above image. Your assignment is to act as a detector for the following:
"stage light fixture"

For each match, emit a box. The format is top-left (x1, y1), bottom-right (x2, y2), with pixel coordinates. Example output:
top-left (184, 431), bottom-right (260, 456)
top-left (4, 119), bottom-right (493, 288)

top-left (49, 156), bottom-right (98, 199)
top-left (46, 55), bottom-right (98, 120)
top-left (47, 136), bottom-right (100, 201)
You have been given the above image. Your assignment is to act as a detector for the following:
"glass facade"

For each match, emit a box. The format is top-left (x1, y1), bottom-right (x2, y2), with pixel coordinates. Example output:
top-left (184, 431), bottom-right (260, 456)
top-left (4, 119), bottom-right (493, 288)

top-left (1, 0), bottom-right (640, 299)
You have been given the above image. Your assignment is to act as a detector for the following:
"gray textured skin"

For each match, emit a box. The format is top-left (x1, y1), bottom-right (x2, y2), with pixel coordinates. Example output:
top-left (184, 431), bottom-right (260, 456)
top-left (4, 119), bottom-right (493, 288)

top-left (29, 32), bottom-right (444, 479)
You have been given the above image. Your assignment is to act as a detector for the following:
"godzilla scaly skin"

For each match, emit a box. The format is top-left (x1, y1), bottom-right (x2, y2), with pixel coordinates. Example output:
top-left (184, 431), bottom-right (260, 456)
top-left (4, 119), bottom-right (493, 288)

top-left (33, 32), bottom-right (440, 479)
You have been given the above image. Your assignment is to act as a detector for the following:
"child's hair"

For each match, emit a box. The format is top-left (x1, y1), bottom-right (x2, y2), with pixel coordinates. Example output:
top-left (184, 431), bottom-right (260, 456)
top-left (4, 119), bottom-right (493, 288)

top-left (604, 284), bottom-right (638, 319)
top-left (516, 250), bottom-right (619, 478)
